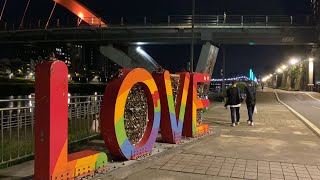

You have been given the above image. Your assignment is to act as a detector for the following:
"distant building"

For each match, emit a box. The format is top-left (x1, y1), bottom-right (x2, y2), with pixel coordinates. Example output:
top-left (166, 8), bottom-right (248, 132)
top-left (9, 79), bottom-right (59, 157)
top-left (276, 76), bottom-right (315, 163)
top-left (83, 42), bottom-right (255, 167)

top-left (86, 47), bottom-right (121, 82)
top-left (7, 45), bottom-right (121, 82)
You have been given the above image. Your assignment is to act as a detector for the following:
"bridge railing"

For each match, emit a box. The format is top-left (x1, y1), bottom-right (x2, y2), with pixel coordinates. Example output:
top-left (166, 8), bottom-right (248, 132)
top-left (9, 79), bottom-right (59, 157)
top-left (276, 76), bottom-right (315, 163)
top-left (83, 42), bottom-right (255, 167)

top-left (0, 15), bottom-right (314, 31)
top-left (0, 94), bottom-right (103, 167)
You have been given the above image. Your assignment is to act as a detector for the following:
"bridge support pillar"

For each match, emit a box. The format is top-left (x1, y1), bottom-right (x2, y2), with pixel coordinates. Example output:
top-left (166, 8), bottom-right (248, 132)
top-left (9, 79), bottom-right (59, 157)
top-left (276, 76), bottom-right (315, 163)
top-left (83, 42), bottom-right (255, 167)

top-left (273, 75), bottom-right (277, 88)
top-left (286, 69), bottom-right (292, 90)
top-left (294, 63), bottom-right (305, 91)
top-left (127, 46), bottom-right (159, 72)
top-left (281, 72), bottom-right (287, 89)
top-left (100, 45), bottom-right (135, 69)
top-left (195, 42), bottom-right (218, 94)
top-left (307, 46), bottom-right (320, 91)
top-left (195, 42), bottom-right (219, 75)
top-left (99, 45), bottom-right (159, 73)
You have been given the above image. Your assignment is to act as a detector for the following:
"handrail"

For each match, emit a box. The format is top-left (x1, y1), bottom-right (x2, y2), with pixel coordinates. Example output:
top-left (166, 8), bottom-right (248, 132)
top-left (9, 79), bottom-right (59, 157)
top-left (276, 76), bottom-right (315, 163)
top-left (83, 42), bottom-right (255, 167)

top-left (0, 15), bottom-right (314, 31)
top-left (0, 95), bottom-right (103, 103)
top-left (0, 106), bottom-right (35, 111)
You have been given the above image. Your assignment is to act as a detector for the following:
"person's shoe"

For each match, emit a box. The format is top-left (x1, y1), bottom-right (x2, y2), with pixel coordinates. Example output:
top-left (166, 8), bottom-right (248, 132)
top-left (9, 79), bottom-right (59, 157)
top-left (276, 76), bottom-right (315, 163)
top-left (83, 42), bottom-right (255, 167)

top-left (231, 123), bottom-right (235, 127)
top-left (249, 122), bottom-right (254, 126)
top-left (247, 120), bottom-right (251, 125)
top-left (236, 122), bottom-right (240, 125)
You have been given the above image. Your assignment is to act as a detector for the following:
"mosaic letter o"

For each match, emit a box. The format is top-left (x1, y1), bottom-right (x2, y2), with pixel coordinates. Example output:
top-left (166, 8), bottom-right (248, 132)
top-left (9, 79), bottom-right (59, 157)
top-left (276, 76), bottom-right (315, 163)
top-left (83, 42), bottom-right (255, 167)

top-left (100, 68), bottom-right (160, 160)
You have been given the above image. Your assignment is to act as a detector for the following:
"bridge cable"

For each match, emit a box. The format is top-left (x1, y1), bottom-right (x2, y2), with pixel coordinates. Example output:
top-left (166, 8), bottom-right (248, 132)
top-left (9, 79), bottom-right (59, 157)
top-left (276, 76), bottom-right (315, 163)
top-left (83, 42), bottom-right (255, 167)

top-left (19, 0), bottom-right (31, 29)
top-left (45, 2), bottom-right (56, 30)
top-left (0, 0), bottom-right (8, 21)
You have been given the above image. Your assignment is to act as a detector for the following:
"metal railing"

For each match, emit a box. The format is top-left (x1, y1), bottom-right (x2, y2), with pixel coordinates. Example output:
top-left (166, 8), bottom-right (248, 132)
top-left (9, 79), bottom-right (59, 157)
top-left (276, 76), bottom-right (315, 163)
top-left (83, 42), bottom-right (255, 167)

top-left (0, 15), bottom-right (314, 31)
top-left (0, 94), bottom-right (103, 167)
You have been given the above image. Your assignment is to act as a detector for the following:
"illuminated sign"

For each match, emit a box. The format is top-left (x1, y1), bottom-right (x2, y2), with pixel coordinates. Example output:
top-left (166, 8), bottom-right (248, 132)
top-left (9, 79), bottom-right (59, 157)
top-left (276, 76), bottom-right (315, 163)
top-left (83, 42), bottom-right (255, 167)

top-left (34, 61), bottom-right (210, 179)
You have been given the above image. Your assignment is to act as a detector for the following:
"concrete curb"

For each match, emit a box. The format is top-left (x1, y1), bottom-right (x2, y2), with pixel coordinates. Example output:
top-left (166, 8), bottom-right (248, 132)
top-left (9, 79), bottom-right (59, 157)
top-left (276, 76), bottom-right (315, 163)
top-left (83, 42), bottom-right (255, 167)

top-left (274, 91), bottom-right (320, 138)
top-left (304, 92), bottom-right (320, 102)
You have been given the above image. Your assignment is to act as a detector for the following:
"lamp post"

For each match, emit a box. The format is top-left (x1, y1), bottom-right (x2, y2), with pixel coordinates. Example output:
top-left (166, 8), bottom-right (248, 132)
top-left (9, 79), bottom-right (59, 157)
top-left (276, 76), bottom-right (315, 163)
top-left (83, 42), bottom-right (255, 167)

top-left (0, 0), bottom-right (8, 21)
top-left (308, 57), bottom-right (315, 91)
top-left (222, 46), bottom-right (226, 92)
top-left (190, 0), bottom-right (195, 73)
top-left (276, 68), bottom-right (283, 88)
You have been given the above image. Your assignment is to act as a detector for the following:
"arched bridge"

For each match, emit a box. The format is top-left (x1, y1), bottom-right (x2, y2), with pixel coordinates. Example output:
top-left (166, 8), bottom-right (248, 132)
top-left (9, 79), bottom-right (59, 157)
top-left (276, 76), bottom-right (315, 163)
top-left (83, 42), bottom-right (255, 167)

top-left (0, 0), bottom-right (319, 45)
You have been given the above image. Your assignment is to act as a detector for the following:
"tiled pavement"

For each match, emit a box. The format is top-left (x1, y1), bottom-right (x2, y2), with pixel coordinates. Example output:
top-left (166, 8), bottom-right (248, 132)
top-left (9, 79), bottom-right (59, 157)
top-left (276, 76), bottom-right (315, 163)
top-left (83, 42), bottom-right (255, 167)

top-left (2, 90), bottom-right (320, 180)
top-left (151, 153), bottom-right (320, 180)
top-left (83, 91), bottom-right (320, 180)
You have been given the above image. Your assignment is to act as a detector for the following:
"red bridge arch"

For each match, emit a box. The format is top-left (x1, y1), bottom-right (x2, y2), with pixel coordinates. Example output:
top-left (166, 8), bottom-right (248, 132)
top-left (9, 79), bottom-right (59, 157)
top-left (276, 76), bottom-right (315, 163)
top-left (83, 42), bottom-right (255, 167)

top-left (54, 0), bottom-right (107, 27)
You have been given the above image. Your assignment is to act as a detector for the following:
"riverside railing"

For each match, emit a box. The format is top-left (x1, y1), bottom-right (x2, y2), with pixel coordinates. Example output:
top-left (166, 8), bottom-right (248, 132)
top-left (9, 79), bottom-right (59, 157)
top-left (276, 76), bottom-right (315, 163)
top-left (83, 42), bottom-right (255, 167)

top-left (0, 94), bottom-right (103, 167)
top-left (0, 15), bottom-right (314, 31)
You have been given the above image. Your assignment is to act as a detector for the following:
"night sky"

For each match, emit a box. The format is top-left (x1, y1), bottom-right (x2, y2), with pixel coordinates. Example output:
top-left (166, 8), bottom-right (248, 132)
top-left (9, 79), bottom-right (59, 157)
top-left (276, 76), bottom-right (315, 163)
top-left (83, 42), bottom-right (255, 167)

top-left (0, 0), bottom-right (313, 78)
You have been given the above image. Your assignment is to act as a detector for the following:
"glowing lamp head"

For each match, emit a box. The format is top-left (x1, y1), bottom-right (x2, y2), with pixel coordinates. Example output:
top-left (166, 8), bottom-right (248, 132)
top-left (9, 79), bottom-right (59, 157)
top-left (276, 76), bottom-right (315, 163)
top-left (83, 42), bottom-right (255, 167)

top-left (277, 68), bottom-right (283, 73)
top-left (290, 58), bottom-right (298, 65)
top-left (78, 12), bottom-right (84, 19)
top-left (281, 65), bottom-right (287, 70)
top-left (309, 57), bottom-right (314, 62)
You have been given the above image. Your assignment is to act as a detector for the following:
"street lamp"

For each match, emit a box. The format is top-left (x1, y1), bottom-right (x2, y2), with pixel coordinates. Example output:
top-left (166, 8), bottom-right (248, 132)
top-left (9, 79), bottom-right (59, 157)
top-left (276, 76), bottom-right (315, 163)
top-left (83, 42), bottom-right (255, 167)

top-left (308, 57), bottom-right (315, 91)
top-left (309, 57), bottom-right (314, 62)
top-left (277, 68), bottom-right (283, 73)
top-left (281, 65), bottom-right (287, 70)
top-left (290, 58), bottom-right (298, 65)
top-left (190, 0), bottom-right (195, 73)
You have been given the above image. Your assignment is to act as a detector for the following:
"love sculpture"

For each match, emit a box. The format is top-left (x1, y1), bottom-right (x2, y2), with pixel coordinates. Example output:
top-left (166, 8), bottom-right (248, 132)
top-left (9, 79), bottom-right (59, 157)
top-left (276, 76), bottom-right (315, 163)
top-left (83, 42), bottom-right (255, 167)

top-left (34, 61), bottom-right (210, 180)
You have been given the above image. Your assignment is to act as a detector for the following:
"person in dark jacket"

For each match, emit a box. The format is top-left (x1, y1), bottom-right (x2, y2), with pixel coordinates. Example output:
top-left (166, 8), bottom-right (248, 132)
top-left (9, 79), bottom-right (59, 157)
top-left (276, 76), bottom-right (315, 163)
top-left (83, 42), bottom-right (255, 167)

top-left (225, 81), bottom-right (242, 127)
top-left (245, 82), bottom-right (257, 126)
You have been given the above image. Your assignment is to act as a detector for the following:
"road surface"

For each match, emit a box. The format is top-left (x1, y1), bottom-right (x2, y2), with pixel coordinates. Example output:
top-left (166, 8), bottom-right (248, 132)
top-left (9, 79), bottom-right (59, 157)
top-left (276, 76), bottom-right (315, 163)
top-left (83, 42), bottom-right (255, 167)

top-left (275, 90), bottom-right (320, 129)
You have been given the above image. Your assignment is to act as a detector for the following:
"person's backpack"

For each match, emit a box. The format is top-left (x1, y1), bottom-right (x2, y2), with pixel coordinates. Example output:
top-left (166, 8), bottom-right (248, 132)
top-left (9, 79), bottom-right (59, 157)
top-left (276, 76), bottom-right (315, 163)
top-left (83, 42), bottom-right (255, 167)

top-left (247, 87), bottom-right (256, 104)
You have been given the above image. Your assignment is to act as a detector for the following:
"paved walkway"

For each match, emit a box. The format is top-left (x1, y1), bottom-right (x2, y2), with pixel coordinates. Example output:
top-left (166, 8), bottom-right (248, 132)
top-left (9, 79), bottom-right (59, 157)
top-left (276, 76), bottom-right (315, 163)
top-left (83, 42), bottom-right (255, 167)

top-left (98, 91), bottom-right (320, 180)
top-left (1, 91), bottom-right (320, 180)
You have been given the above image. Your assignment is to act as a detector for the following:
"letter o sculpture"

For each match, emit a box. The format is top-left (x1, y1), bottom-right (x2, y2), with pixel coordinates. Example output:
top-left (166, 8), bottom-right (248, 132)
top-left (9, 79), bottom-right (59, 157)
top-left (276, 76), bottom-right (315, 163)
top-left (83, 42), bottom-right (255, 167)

top-left (100, 68), bottom-right (160, 160)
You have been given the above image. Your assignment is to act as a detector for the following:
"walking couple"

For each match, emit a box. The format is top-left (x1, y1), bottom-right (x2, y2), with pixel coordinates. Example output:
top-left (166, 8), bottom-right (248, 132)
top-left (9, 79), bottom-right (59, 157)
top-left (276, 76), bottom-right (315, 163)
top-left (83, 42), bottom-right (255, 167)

top-left (225, 81), bottom-right (257, 127)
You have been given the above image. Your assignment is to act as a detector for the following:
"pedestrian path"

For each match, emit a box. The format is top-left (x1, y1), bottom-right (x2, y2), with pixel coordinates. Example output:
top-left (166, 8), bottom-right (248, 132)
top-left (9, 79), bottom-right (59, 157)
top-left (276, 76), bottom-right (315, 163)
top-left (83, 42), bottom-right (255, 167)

top-left (152, 153), bottom-right (320, 180)
top-left (90, 91), bottom-right (320, 179)
top-left (1, 91), bottom-right (320, 180)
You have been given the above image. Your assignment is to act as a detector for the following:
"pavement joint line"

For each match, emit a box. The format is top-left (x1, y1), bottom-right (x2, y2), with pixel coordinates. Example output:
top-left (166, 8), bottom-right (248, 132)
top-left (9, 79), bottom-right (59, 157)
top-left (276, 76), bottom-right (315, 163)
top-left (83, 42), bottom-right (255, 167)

top-left (181, 153), bottom-right (320, 168)
top-left (312, 105), bottom-right (320, 110)
top-left (274, 91), bottom-right (320, 138)
top-left (304, 92), bottom-right (320, 102)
